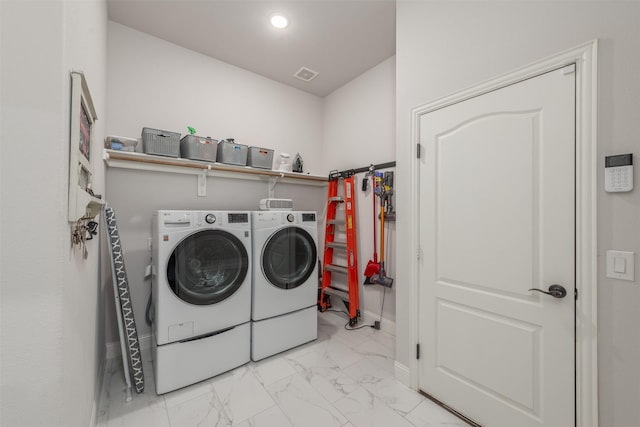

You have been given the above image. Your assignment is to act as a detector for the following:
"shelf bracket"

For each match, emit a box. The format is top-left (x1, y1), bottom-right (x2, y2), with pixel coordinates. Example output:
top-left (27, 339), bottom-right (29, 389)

top-left (267, 174), bottom-right (284, 198)
top-left (197, 168), bottom-right (207, 197)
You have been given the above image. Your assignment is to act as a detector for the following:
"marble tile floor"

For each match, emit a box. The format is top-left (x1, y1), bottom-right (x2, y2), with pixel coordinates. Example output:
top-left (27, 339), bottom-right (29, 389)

top-left (97, 310), bottom-right (469, 427)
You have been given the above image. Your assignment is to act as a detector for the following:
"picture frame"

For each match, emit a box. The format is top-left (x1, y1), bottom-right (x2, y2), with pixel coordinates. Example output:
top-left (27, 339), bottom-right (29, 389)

top-left (68, 70), bottom-right (102, 223)
top-left (79, 99), bottom-right (91, 162)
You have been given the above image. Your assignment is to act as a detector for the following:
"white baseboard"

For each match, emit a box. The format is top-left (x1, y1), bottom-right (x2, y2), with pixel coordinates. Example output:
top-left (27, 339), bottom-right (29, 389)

top-left (105, 333), bottom-right (152, 360)
top-left (90, 402), bottom-right (97, 427)
top-left (394, 361), bottom-right (411, 387)
top-left (360, 309), bottom-right (396, 336)
top-left (90, 356), bottom-right (108, 427)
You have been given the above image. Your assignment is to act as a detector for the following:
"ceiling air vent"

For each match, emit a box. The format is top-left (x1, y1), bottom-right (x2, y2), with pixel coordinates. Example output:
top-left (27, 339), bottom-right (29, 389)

top-left (294, 67), bottom-right (319, 82)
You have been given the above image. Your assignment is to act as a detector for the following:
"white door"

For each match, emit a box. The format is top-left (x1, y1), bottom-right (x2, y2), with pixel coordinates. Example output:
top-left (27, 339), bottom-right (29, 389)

top-left (418, 66), bottom-right (575, 427)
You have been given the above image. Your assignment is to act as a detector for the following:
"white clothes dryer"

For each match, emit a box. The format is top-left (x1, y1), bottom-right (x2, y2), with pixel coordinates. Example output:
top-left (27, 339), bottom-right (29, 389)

top-left (151, 210), bottom-right (251, 394)
top-left (251, 211), bottom-right (318, 361)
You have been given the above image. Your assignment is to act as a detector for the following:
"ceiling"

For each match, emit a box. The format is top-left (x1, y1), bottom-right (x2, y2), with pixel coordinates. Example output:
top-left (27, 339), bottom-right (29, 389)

top-left (107, 1), bottom-right (396, 97)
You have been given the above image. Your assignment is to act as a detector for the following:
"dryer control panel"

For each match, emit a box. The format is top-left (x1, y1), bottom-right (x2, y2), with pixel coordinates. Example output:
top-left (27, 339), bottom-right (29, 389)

top-left (161, 211), bottom-right (191, 227)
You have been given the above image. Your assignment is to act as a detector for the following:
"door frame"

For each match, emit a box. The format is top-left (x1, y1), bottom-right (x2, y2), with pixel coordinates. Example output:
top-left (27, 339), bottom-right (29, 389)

top-left (406, 40), bottom-right (598, 427)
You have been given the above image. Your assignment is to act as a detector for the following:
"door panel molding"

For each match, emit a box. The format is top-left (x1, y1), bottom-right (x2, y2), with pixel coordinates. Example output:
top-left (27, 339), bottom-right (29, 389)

top-left (408, 40), bottom-right (598, 427)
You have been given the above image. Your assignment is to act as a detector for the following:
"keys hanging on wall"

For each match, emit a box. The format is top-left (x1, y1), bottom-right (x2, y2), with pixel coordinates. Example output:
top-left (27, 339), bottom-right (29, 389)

top-left (71, 218), bottom-right (99, 259)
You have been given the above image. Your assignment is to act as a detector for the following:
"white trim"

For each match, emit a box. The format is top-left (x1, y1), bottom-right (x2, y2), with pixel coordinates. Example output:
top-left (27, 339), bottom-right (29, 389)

top-left (360, 308), bottom-right (396, 336)
top-left (394, 361), bottom-right (411, 387)
top-left (88, 357), bottom-right (105, 427)
top-left (105, 333), bottom-right (153, 360)
top-left (408, 40), bottom-right (598, 427)
top-left (409, 93), bottom-right (421, 391)
top-left (574, 40), bottom-right (599, 427)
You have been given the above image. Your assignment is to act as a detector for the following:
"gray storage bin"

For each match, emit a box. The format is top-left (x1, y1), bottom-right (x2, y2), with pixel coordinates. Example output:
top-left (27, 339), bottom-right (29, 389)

top-left (217, 139), bottom-right (248, 166)
top-left (180, 135), bottom-right (218, 162)
top-left (247, 146), bottom-right (274, 169)
top-left (142, 127), bottom-right (180, 157)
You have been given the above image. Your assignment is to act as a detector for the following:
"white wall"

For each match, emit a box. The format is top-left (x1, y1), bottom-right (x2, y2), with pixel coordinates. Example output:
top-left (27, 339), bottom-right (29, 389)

top-left (104, 22), bottom-right (327, 344)
top-left (107, 22), bottom-right (324, 175)
top-left (323, 57), bottom-right (396, 330)
top-left (395, 2), bottom-right (640, 426)
top-left (0, 1), bottom-right (108, 426)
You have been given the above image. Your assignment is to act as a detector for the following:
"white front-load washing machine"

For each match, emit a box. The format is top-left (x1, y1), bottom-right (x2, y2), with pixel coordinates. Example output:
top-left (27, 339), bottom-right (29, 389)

top-left (251, 211), bottom-right (318, 361)
top-left (151, 210), bottom-right (252, 394)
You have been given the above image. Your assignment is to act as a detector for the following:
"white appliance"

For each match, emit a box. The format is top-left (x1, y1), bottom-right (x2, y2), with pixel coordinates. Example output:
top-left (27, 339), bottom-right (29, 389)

top-left (251, 211), bottom-right (318, 361)
top-left (259, 198), bottom-right (293, 211)
top-left (151, 210), bottom-right (252, 394)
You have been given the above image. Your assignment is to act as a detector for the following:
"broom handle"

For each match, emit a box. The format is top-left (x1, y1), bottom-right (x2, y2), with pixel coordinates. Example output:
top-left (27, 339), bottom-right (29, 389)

top-left (372, 175), bottom-right (378, 262)
top-left (380, 197), bottom-right (385, 263)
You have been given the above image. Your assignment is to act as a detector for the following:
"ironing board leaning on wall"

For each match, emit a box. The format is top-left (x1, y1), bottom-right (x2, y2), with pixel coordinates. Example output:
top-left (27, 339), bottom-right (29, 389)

top-left (104, 203), bottom-right (144, 401)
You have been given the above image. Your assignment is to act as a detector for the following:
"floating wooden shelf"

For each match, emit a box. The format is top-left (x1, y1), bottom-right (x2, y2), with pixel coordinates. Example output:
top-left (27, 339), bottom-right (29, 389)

top-left (103, 149), bottom-right (328, 186)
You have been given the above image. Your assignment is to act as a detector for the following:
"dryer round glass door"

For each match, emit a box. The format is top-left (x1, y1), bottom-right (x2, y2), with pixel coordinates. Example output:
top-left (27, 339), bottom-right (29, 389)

top-left (262, 227), bottom-right (317, 290)
top-left (167, 230), bottom-right (248, 305)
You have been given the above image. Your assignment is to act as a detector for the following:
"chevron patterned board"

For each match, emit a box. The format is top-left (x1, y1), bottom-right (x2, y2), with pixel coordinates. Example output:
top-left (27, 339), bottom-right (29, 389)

top-left (104, 204), bottom-right (144, 394)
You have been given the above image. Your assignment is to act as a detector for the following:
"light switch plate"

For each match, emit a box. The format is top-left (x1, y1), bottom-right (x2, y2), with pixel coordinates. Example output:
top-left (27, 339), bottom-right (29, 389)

top-left (606, 250), bottom-right (635, 281)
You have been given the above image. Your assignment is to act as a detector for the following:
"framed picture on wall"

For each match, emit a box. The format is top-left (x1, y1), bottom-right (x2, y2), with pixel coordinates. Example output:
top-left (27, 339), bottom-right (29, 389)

top-left (68, 70), bottom-right (102, 223)
top-left (79, 100), bottom-right (91, 162)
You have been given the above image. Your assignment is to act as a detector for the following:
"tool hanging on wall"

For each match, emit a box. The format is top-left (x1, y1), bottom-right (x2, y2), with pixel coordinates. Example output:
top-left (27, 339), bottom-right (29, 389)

top-left (364, 167), bottom-right (381, 283)
top-left (378, 171), bottom-right (395, 221)
top-left (367, 171), bottom-right (394, 287)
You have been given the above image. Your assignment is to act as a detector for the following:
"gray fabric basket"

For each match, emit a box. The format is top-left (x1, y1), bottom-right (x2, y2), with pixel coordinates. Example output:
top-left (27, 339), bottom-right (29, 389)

top-left (180, 135), bottom-right (218, 162)
top-left (247, 147), bottom-right (274, 169)
top-left (217, 139), bottom-right (248, 166)
top-left (142, 127), bottom-right (180, 157)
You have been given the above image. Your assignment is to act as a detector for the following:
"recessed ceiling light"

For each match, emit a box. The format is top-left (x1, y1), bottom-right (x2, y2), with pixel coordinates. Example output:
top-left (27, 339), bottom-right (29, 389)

top-left (270, 14), bottom-right (289, 29)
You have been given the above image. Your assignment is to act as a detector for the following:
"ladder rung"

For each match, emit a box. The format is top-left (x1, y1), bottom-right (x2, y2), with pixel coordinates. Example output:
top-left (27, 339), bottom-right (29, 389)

top-left (326, 242), bottom-right (347, 250)
top-left (323, 287), bottom-right (350, 301)
top-left (329, 196), bottom-right (344, 202)
top-left (325, 264), bottom-right (348, 274)
top-left (328, 219), bottom-right (346, 225)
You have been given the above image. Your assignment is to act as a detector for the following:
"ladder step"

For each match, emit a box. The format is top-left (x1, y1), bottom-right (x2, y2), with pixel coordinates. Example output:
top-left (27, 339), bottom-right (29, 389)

top-left (326, 242), bottom-right (347, 250)
top-left (325, 264), bottom-right (348, 274)
top-left (329, 196), bottom-right (344, 202)
top-left (323, 287), bottom-right (350, 301)
top-left (328, 219), bottom-right (346, 225)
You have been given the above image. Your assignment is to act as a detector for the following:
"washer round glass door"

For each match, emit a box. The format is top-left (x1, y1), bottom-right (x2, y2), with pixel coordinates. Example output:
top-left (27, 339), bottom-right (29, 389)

top-left (262, 227), bottom-right (317, 290)
top-left (167, 230), bottom-right (248, 305)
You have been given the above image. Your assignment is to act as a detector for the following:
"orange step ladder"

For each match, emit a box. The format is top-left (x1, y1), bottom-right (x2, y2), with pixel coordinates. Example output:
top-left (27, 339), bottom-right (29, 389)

top-left (318, 171), bottom-right (360, 326)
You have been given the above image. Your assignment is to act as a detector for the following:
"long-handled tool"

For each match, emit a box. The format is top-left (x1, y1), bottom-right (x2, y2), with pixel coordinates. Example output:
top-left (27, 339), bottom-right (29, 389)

top-left (369, 172), bottom-right (393, 287)
top-left (364, 171), bottom-right (380, 283)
